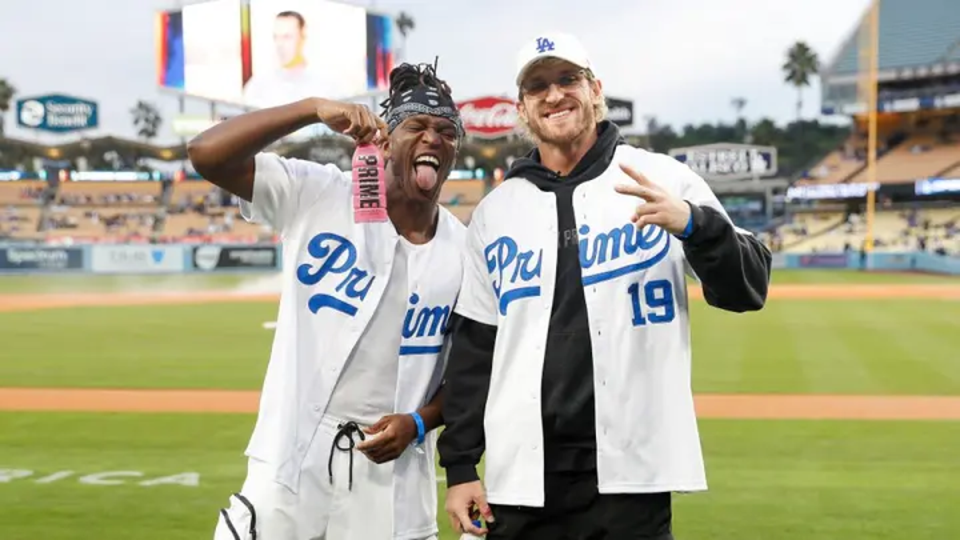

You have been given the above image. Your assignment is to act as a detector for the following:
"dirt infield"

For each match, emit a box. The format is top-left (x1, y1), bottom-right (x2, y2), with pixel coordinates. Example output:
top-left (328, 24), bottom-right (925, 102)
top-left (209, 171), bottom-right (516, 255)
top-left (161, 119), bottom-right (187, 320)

top-left (1, 283), bottom-right (958, 420)
top-left (0, 388), bottom-right (958, 420)
top-left (1, 283), bottom-right (959, 314)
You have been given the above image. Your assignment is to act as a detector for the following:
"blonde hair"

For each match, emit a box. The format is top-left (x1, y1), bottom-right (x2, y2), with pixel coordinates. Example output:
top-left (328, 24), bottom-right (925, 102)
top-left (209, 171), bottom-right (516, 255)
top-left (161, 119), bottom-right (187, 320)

top-left (515, 59), bottom-right (607, 143)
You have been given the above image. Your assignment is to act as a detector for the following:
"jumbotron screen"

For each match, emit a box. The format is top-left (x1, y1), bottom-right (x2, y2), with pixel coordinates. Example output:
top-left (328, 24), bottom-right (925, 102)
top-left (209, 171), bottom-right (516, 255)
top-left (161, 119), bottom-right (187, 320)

top-left (155, 0), bottom-right (395, 107)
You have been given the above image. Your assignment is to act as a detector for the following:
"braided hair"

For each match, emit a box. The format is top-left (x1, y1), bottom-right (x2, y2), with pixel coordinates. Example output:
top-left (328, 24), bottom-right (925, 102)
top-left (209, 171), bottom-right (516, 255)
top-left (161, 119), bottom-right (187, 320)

top-left (379, 58), bottom-right (464, 142)
top-left (379, 59), bottom-right (454, 115)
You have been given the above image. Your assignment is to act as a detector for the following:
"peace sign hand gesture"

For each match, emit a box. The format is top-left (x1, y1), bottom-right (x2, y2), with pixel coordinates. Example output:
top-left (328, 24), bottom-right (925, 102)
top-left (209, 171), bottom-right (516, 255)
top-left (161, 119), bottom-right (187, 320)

top-left (614, 164), bottom-right (693, 237)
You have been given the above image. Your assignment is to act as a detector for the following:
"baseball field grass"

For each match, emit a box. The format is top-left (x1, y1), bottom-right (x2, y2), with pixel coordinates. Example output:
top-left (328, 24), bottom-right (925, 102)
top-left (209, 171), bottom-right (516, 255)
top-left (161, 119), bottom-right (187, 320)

top-left (0, 269), bottom-right (958, 539)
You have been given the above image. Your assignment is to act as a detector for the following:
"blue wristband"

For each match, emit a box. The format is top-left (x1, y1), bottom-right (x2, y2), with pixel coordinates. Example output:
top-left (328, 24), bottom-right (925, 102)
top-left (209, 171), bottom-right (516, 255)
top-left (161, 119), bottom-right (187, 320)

top-left (678, 209), bottom-right (695, 239)
top-left (410, 412), bottom-right (426, 445)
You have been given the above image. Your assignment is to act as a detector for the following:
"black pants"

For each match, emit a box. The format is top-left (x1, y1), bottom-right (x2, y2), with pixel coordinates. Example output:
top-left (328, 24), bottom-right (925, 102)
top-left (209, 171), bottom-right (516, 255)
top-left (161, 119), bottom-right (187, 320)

top-left (486, 471), bottom-right (673, 540)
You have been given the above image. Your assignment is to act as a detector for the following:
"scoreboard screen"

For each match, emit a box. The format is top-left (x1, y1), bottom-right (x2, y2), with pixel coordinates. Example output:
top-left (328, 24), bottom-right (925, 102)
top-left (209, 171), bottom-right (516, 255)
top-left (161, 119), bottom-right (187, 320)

top-left (717, 193), bottom-right (768, 229)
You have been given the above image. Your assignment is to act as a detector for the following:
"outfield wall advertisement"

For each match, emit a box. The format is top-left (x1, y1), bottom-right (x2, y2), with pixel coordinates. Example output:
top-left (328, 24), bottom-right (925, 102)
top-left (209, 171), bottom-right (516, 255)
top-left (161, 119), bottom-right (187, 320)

top-left (0, 245), bottom-right (957, 275)
top-left (0, 247), bottom-right (85, 272)
top-left (192, 245), bottom-right (277, 271)
top-left (90, 246), bottom-right (185, 274)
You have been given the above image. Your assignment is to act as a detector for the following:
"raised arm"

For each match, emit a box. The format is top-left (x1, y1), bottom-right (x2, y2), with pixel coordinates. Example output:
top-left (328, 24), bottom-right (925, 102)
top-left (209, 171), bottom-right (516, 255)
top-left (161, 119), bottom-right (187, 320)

top-left (671, 162), bottom-right (771, 312)
top-left (186, 97), bottom-right (385, 202)
top-left (616, 157), bottom-right (771, 313)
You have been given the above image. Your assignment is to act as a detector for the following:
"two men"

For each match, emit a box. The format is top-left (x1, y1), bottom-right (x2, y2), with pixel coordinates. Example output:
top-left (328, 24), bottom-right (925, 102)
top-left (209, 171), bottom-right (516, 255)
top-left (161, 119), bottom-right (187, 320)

top-left (439, 33), bottom-right (772, 539)
top-left (189, 61), bottom-right (466, 540)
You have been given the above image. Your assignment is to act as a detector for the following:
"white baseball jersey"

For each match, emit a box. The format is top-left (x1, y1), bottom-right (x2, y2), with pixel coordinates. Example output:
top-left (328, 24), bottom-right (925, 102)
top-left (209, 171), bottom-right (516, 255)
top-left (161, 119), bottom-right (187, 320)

top-left (454, 145), bottom-right (736, 507)
top-left (239, 152), bottom-right (465, 536)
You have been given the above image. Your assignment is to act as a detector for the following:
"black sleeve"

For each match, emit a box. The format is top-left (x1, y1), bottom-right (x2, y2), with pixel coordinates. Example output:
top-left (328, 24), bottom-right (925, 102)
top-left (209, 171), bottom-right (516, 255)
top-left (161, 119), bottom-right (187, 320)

top-left (681, 202), bottom-right (772, 313)
top-left (436, 313), bottom-right (496, 488)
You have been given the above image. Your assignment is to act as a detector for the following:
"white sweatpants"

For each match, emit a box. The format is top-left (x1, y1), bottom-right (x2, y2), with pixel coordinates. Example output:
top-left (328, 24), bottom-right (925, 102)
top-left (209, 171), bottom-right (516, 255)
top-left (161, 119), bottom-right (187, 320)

top-left (213, 414), bottom-right (438, 540)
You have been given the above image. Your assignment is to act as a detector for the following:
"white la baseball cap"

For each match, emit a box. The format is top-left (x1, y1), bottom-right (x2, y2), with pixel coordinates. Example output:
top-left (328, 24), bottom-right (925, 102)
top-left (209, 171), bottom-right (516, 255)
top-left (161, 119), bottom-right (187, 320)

top-left (515, 32), bottom-right (593, 86)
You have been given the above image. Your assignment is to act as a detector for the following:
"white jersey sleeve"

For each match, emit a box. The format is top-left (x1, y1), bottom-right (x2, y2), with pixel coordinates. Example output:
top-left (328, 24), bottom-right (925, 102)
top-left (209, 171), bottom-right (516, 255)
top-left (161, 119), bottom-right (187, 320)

top-left (239, 152), bottom-right (343, 235)
top-left (453, 210), bottom-right (499, 326)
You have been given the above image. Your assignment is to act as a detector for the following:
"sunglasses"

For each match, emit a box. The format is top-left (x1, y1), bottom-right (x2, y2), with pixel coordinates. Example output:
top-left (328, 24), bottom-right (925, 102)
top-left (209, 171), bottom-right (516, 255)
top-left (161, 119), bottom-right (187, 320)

top-left (520, 70), bottom-right (587, 98)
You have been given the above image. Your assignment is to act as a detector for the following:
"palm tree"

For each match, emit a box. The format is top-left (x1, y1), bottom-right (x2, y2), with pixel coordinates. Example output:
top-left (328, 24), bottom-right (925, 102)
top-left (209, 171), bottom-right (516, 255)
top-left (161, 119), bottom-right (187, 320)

top-left (730, 97), bottom-right (746, 121)
top-left (0, 78), bottom-right (16, 137)
top-left (782, 42), bottom-right (820, 122)
top-left (130, 100), bottom-right (162, 143)
top-left (395, 12), bottom-right (415, 63)
top-left (730, 97), bottom-right (748, 142)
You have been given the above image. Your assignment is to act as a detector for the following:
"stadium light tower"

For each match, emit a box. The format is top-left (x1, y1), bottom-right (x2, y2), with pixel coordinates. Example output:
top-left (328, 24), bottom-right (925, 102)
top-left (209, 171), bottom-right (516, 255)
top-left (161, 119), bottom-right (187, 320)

top-left (858, 0), bottom-right (880, 253)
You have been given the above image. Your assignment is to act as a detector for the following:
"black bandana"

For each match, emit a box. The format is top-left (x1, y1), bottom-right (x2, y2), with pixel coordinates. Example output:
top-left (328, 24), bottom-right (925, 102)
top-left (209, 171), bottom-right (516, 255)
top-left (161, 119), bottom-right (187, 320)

top-left (379, 64), bottom-right (465, 142)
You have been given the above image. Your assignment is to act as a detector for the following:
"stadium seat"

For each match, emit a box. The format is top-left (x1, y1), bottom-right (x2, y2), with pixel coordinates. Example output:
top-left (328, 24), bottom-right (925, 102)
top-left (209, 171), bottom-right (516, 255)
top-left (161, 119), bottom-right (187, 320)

top-left (845, 135), bottom-right (960, 184)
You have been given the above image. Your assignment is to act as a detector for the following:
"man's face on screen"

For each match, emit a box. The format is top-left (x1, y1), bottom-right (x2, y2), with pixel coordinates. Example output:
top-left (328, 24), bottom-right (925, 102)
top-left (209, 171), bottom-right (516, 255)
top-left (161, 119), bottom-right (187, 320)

top-left (273, 15), bottom-right (305, 68)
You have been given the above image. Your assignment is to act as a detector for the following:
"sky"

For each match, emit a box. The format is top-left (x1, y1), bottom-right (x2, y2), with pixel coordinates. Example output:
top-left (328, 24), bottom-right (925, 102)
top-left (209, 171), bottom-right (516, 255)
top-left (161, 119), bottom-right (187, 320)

top-left (0, 0), bottom-right (873, 145)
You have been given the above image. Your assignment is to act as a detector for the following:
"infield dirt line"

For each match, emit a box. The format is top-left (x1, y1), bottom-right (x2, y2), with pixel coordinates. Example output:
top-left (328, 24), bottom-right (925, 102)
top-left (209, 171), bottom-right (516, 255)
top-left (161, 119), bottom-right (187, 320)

top-left (1, 388), bottom-right (958, 420)
top-left (1, 284), bottom-right (959, 313)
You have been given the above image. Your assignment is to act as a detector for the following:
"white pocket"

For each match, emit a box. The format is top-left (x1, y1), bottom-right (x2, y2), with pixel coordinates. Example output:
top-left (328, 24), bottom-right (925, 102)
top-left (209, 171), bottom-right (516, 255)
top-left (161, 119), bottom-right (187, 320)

top-left (214, 493), bottom-right (259, 540)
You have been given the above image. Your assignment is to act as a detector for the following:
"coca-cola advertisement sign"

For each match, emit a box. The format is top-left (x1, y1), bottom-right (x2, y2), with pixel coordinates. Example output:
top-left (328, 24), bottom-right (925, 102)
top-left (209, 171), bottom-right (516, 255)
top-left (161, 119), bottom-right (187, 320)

top-left (457, 96), bottom-right (519, 139)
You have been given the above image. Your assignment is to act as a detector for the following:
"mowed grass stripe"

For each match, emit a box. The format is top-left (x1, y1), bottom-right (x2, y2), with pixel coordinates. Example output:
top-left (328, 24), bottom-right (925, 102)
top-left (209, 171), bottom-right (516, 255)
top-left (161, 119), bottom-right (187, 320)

top-left (0, 413), bottom-right (255, 540)
top-left (1, 413), bottom-right (958, 540)
top-left (0, 300), bottom-right (960, 395)
top-left (760, 300), bottom-right (813, 392)
top-left (0, 303), bottom-right (274, 390)
top-left (0, 273), bottom-right (277, 295)
top-left (885, 303), bottom-right (960, 390)
top-left (798, 305), bottom-right (881, 394)
top-left (676, 420), bottom-right (960, 540)
top-left (846, 299), bottom-right (960, 394)
top-left (691, 299), bottom-right (960, 395)
top-left (1, 296), bottom-right (958, 396)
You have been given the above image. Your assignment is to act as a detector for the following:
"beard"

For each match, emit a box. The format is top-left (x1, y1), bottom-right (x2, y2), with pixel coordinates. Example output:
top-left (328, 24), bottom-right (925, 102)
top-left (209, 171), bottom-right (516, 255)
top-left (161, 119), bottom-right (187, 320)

top-left (527, 102), bottom-right (596, 146)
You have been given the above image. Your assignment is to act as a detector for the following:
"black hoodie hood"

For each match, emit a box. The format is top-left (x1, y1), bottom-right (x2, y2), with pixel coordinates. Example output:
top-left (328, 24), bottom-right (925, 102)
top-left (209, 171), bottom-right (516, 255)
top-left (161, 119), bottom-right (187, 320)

top-left (504, 120), bottom-right (627, 192)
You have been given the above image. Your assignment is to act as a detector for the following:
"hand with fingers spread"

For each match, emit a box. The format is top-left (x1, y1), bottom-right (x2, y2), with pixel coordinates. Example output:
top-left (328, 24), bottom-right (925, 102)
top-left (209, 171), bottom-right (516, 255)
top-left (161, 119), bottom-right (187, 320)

top-left (316, 99), bottom-right (387, 145)
top-left (614, 163), bottom-right (694, 237)
top-left (445, 480), bottom-right (495, 537)
top-left (355, 414), bottom-right (418, 464)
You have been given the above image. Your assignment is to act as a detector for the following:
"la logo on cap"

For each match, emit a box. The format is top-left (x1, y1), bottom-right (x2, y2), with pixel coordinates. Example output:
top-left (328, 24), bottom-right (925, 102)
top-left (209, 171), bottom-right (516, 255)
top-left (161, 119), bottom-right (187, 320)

top-left (535, 37), bottom-right (555, 53)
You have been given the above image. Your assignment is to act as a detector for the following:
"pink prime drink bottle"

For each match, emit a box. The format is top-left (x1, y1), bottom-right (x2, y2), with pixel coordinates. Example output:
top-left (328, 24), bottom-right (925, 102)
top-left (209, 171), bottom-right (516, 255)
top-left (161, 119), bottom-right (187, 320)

top-left (352, 143), bottom-right (388, 223)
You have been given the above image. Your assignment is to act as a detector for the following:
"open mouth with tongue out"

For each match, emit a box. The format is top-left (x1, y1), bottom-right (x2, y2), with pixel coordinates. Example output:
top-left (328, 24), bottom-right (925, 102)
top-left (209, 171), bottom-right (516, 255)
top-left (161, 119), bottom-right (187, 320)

top-left (413, 154), bottom-right (441, 192)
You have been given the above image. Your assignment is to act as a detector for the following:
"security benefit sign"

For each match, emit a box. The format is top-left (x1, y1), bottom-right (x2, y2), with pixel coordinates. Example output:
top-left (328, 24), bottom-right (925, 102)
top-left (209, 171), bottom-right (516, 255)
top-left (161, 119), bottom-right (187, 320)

top-left (16, 94), bottom-right (99, 133)
top-left (669, 143), bottom-right (778, 182)
top-left (192, 246), bottom-right (278, 271)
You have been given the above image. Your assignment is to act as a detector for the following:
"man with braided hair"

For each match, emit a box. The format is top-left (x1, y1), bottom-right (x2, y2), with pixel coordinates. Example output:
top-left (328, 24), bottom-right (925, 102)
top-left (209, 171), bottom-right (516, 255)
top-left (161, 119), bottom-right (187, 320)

top-left (188, 61), bottom-right (466, 540)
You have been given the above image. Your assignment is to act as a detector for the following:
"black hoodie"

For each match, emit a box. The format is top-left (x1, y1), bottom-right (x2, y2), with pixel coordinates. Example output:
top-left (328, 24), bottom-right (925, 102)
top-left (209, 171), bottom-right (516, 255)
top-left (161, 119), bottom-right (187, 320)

top-left (438, 121), bottom-right (772, 487)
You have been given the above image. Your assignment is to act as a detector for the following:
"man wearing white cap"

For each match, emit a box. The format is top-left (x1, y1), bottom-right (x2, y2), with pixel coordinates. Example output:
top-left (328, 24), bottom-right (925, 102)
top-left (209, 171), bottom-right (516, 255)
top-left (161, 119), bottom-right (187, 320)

top-left (438, 32), bottom-right (772, 539)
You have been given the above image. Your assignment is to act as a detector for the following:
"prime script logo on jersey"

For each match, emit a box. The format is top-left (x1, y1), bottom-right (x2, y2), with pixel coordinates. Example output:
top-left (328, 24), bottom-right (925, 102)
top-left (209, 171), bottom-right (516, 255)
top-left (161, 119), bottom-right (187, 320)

top-left (296, 232), bottom-right (376, 316)
top-left (484, 236), bottom-right (543, 315)
top-left (579, 222), bottom-right (677, 327)
top-left (578, 222), bottom-right (671, 286)
top-left (484, 221), bottom-right (676, 326)
top-left (399, 293), bottom-right (451, 356)
top-left (295, 232), bottom-right (455, 346)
